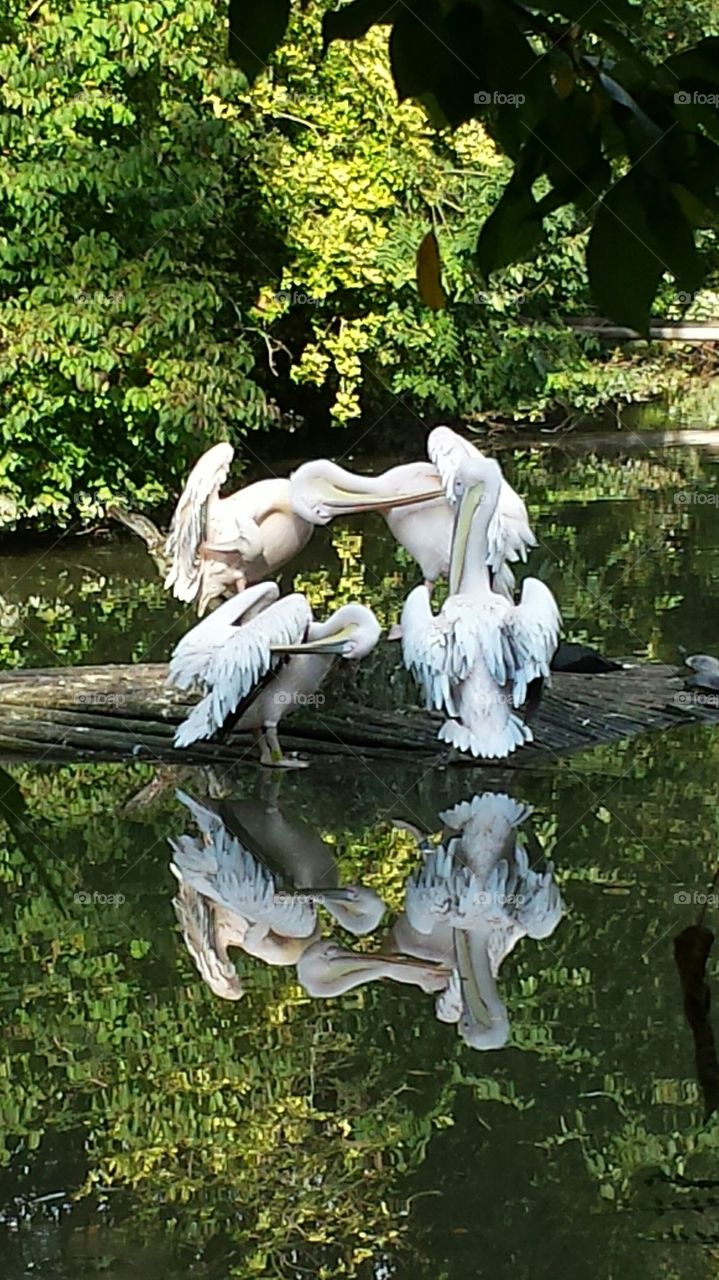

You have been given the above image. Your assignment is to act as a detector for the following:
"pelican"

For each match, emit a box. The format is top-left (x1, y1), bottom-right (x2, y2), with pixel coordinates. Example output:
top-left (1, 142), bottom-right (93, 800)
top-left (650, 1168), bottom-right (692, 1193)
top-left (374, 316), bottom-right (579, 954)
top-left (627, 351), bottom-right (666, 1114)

top-left (401, 453), bottom-right (560, 758)
top-left (168, 582), bottom-right (381, 765)
top-left (402, 792), bottom-right (564, 1049)
top-left (424, 427), bottom-right (537, 597)
top-left (178, 789), bottom-right (386, 935)
top-left (164, 443), bottom-right (441, 614)
top-left (297, 938), bottom-right (451, 998)
top-left (170, 876), bottom-right (246, 1000)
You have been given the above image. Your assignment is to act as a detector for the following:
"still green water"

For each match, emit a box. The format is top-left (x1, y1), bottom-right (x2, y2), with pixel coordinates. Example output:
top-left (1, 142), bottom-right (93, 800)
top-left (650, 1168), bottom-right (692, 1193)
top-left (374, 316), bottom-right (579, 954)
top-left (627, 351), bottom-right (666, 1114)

top-left (1, 436), bottom-right (719, 1278)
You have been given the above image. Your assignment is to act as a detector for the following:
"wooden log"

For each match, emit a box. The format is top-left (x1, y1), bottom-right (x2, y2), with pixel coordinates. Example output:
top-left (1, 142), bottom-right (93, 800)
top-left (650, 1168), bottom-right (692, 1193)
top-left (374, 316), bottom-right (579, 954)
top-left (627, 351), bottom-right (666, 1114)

top-left (0, 658), bottom-right (716, 767)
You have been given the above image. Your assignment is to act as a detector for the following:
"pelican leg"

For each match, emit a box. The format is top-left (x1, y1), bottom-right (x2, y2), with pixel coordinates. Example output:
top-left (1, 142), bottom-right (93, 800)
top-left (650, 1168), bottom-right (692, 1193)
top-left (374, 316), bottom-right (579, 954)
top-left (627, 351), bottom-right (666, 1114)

top-left (258, 725), bottom-right (309, 770)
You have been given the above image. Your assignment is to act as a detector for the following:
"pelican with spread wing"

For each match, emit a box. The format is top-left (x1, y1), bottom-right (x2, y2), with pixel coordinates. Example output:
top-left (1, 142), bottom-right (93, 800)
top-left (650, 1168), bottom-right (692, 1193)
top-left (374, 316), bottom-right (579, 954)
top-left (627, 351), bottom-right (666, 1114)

top-left (401, 453), bottom-right (560, 759)
top-left (164, 444), bottom-right (441, 615)
top-left (168, 582), bottom-right (381, 765)
top-left (402, 792), bottom-right (564, 1049)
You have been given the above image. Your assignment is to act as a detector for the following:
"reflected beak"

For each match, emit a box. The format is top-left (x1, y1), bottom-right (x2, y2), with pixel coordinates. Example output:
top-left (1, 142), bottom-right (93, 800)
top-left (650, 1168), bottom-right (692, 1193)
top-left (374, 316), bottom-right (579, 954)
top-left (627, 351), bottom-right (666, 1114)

top-left (323, 483), bottom-right (442, 513)
top-left (271, 623), bottom-right (357, 656)
top-left (301, 887), bottom-right (356, 902)
top-left (448, 481), bottom-right (484, 595)
top-left (454, 930), bottom-right (495, 1032)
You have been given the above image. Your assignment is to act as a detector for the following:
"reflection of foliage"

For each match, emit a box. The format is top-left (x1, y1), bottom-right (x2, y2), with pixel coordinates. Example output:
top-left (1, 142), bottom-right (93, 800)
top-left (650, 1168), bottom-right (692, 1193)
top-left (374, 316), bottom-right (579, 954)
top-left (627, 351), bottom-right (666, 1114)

top-left (1, 445), bottom-right (718, 681)
top-left (3, 735), bottom-right (719, 1273)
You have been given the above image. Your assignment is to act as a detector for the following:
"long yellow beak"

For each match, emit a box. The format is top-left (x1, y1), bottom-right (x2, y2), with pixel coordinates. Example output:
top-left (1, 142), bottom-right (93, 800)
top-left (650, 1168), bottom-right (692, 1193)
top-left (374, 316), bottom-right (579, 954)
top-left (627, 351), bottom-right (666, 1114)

top-left (448, 481), bottom-right (484, 595)
top-left (323, 483), bottom-right (442, 513)
top-left (271, 623), bottom-right (357, 656)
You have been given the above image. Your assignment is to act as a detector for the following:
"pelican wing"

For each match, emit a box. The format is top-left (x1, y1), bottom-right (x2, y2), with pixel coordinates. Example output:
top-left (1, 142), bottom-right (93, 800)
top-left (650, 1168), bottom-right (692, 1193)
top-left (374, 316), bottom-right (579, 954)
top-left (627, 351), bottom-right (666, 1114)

top-left (169, 583), bottom-right (280, 692)
top-left (171, 877), bottom-right (245, 1000)
top-left (487, 482), bottom-right (536, 576)
top-left (165, 442), bottom-right (234, 602)
top-left (401, 587), bottom-right (482, 716)
top-left (503, 578), bottom-right (561, 706)
top-left (172, 591), bottom-right (312, 746)
top-left (170, 827), bottom-right (316, 938)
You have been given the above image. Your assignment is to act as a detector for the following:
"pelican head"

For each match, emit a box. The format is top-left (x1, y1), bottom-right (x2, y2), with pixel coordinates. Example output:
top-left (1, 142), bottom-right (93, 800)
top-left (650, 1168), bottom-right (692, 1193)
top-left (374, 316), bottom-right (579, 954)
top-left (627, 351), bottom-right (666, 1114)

top-left (449, 456), bottom-right (504, 594)
top-left (290, 460), bottom-right (442, 525)
top-left (297, 938), bottom-right (451, 997)
top-left (275, 603), bottom-right (381, 658)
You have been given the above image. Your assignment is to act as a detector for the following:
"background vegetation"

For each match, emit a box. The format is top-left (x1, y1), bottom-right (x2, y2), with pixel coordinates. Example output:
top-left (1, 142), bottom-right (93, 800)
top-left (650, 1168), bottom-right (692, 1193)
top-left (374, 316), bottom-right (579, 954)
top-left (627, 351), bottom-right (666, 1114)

top-left (0, 1), bottom-right (718, 528)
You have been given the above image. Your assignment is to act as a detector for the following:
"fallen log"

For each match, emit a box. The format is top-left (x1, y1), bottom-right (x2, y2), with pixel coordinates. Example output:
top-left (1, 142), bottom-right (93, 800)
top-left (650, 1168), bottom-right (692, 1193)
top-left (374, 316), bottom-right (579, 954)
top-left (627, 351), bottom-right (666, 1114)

top-left (0, 658), bottom-right (716, 768)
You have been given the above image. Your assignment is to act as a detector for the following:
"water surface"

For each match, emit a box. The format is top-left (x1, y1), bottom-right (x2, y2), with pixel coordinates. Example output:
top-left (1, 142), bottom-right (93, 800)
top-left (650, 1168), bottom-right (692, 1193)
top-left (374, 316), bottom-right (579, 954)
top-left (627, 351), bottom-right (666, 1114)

top-left (1, 436), bottom-right (719, 1277)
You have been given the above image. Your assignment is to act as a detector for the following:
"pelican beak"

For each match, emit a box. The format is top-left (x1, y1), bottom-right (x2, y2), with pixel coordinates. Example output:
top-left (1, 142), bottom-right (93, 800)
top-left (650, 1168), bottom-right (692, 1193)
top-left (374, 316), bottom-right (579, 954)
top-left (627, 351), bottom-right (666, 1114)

top-left (271, 623), bottom-right (358, 656)
top-left (448, 480), bottom-right (485, 595)
top-left (454, 930), bottom-right (507, 1046)
top-left (322, 482), bottom-right (442, 513)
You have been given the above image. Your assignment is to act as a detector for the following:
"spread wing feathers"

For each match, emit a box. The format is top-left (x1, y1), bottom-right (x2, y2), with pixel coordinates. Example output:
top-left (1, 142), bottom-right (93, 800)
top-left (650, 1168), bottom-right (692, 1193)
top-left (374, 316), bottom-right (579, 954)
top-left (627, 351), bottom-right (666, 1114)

top-left (169, 827), bottom-right (317, 938)
top-left (401, 588), bottom-right (484, 716)
top-left (168, 583), bottom-right (280, 692)
top-left (487, 481), bottom-right (537, 575)
top-left (440, 792), bottom-right (532, 838)
top-left (170, 876), bottom-right (245, 1000)
top-left (165, 442), bottom-right (234, 601)
top-left (503, 578), bottom-right (561, 706)
top-left (171, 592), bottom-right (311, 747)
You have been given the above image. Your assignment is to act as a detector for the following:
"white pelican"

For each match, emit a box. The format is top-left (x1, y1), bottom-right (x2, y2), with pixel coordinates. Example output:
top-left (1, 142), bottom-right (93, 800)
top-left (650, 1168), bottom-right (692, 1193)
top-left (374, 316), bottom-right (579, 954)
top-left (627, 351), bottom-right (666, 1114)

top-left (401, 453), bottom-right (560, 758)
top-left (297, 938), bottom-right (451, 998)
top-left (293, 434), bottom-right (535, 599)
top-left (164, 444), bottom-right (441, 614)
top-left (402, 792), bottom-right (564, 1049)
top-left (425, 427), bottom-right (537, 597)
top-left (168, 582), bottom-right (381, 766)
top-left (175, 787), bottom-right (384, 927)
top-left (170, 876), bottom-right (246, 1000)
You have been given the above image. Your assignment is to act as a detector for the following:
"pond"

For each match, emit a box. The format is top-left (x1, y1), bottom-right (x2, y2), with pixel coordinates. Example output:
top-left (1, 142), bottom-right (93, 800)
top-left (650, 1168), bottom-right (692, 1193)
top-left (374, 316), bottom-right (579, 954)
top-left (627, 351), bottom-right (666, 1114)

top-left (1, 433), bottom-right (719, 1278)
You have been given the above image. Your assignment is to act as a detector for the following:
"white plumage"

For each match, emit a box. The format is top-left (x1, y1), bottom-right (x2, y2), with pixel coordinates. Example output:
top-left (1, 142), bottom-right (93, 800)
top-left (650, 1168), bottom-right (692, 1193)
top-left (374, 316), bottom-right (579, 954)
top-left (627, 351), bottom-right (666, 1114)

top-left (427, 426), bottom-right (537, 597)
top-left (402, 791), bottom-right (564, 1050)
top-left (168, 585), bottom-right (380, 764)
top-left (169, 585), bottom-right (311, 749)
top-left (401, 453), bottom-right (560, 759)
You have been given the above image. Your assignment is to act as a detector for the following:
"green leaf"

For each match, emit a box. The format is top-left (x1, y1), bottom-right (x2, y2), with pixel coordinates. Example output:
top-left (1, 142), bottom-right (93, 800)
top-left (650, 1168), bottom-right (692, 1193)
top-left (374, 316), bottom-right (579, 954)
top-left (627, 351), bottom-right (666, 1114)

top-left (587, 176), bottom-right (664, 334)
top-left (227, 0), bottom-right (291, 82)
top-left (476, 177), bottom-right (544, 277)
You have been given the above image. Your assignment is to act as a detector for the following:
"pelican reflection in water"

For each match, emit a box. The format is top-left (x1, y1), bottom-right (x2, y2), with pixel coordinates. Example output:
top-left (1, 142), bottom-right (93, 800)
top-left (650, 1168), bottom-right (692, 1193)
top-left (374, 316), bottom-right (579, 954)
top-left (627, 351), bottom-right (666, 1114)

top-left (169, 784), bottom-right (563, 1049)
top-left (169, 788), bottom-right (443, 997)
top-left (395, 792), bottom-right (564, 1050)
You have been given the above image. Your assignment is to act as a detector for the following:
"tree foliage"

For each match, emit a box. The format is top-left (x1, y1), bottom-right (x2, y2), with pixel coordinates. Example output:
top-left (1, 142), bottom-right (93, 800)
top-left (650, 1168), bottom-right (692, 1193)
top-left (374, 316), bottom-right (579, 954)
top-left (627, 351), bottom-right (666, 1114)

top-left (0, 2), bottom-right (716, 530)
top-left (235, 0), bottom-right (719, 335)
